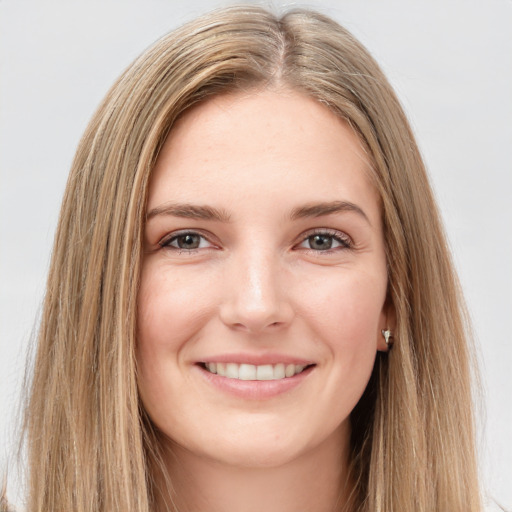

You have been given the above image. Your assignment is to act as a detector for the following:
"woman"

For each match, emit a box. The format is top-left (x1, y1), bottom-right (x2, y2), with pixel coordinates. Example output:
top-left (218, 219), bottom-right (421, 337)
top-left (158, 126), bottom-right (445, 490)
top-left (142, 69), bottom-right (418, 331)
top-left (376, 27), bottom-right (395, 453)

top-left (5, 5), bottom-right (482, 511)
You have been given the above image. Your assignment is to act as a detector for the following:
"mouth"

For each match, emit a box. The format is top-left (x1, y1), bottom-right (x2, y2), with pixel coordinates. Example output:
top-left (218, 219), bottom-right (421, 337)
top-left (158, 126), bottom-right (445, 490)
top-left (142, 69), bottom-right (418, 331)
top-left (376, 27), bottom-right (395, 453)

top-left (199, 362), bottom-right (315, 381)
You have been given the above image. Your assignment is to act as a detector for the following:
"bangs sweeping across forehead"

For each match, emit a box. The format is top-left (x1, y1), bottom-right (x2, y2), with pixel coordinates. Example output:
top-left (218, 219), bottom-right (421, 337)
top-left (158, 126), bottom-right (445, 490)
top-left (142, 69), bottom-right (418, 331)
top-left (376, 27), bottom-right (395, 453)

top-left (22, 5), bottom-right (481, 512)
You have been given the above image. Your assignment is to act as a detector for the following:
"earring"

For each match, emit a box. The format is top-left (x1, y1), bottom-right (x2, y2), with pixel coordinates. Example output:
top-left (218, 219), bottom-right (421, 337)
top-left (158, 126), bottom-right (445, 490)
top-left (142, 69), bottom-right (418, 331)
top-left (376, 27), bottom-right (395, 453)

top-left (381, 329), bottom-right (393, 348)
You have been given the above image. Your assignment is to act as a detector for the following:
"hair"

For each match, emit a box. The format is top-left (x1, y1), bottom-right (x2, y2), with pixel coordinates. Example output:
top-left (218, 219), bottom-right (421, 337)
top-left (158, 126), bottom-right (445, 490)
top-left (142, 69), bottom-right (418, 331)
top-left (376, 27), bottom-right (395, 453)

top-left (11, 4), bottom-right (481, 512)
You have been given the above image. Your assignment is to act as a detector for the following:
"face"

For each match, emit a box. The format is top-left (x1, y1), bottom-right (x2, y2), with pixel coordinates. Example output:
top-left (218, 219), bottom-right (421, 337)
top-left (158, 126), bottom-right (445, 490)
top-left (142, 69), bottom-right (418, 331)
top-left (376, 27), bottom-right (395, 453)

top-left (137, 89), bottom-right (390, 469)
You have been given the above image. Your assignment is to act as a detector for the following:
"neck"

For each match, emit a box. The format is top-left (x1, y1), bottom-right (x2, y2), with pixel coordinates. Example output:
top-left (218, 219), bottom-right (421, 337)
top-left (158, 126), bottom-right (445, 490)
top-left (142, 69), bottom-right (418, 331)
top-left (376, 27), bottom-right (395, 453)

top-left (155, 424), bottom-right (355, 512)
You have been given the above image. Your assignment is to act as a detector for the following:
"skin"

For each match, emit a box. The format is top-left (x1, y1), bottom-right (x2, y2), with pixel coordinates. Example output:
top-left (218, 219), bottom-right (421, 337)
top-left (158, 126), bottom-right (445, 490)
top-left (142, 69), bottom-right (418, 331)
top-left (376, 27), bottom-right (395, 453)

top-left (137, 88), bottom-right (391, 512)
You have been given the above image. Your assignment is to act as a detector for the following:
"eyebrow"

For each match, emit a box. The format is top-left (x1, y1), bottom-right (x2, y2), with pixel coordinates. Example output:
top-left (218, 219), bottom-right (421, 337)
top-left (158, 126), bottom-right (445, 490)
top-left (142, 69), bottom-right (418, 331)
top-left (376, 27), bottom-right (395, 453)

top-left (146, 200), bottom-right (370, 225)
top-left (146, 203), bottom-right (232, 222)
top-left (290, 200), bottom-right (371, 225)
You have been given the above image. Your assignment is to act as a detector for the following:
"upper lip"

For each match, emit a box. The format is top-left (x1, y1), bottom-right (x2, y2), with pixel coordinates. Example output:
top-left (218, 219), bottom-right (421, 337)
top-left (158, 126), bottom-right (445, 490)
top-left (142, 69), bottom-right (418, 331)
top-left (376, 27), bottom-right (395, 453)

top-left (197, 353), bottom-right (315, 366)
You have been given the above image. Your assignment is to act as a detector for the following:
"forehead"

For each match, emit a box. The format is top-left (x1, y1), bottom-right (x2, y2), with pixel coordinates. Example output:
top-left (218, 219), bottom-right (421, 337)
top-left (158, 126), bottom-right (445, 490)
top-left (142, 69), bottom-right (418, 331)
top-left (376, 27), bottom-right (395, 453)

top-left (148, 89), bottom-right (379, 222)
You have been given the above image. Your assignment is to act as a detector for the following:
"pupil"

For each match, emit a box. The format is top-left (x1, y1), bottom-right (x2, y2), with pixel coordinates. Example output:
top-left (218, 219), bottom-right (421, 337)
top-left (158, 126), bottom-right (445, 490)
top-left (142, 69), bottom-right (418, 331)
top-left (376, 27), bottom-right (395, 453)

top-left (178, 234), bottom-right (200, 249)
top-left (310, 234), bottom-right (332, 250)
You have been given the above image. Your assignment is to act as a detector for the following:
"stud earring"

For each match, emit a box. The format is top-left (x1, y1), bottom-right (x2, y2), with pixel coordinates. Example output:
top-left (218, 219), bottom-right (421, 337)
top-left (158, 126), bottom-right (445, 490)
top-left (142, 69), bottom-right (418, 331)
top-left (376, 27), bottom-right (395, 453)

top-left (381, 329), bottom-right (393, 348)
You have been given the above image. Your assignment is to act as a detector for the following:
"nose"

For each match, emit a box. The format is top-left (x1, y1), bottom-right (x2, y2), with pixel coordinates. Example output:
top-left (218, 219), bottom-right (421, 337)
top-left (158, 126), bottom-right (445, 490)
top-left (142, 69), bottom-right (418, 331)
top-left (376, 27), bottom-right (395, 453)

top-left (219, 248), bottom-right (294, 334)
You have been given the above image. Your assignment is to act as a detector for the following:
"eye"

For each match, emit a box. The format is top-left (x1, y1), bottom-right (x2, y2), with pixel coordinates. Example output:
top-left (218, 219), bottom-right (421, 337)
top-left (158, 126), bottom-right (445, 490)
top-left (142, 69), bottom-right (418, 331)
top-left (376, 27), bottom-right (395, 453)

top-left (160, 231), bottom-right (213, 251)
top-left (297, 230), bottom-right (352, 251)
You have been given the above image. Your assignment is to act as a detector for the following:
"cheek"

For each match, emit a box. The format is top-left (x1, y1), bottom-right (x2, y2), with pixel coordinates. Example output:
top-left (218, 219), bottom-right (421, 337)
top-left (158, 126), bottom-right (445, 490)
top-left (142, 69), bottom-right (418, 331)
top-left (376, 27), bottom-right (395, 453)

top-left (137, 264), bottom-right (213, 353)
top-left (296, 268), bottom-right (385, 395)
top-left (135, 265), bottom-right (215, 409)
top-left (298, 267), bottom-right (386, 346)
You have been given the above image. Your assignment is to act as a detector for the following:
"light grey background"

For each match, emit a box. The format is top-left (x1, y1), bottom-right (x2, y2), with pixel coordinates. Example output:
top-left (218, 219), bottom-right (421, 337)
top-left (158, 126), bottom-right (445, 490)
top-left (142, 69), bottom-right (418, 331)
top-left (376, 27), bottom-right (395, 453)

top-left (1, 0), bottom-right (511, 508)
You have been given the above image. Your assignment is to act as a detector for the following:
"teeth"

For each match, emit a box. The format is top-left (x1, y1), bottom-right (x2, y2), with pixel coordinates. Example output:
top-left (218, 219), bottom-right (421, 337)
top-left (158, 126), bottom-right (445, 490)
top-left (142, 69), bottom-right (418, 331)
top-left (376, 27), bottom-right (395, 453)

top-left (256, 364), bottom-right (274, 380)
top-left (226, 363), bottom-right (239, 379)
top-left (217, 362), bottom-right (226, 377)
top-left (203, 362), bottom-right (309, 380)
top-left (239, 364), bottom-right (256, 380)
top-left (274, 363), bottom-right (285, 379)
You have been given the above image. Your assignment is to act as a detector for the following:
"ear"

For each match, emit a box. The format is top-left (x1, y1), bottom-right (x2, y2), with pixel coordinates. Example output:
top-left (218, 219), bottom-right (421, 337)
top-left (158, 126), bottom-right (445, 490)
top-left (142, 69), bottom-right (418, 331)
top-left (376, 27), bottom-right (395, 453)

top-left (377, 296), bottom-right (396, 352)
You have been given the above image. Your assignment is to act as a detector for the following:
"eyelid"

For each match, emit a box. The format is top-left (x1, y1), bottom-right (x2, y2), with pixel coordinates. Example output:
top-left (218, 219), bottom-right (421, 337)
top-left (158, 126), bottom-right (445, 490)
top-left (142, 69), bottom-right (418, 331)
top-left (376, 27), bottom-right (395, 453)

top-left (157, 227), bottom-right (352, 253)
top-left (159, 229), bottom-right (217, 250)
top-left (295, 228), bottom-right (353, 251)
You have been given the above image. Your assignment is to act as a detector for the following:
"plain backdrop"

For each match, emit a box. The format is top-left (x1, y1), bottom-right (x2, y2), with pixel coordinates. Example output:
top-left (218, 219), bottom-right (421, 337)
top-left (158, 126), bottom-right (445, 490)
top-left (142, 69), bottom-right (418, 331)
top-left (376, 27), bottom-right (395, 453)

top-left (1, 0), bottom-right (511, 508)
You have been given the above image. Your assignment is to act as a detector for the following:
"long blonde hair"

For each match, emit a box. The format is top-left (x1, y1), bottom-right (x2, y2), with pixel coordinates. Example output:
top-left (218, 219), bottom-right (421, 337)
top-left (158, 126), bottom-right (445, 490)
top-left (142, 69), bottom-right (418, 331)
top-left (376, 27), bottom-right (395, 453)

top-left (18, 5), bottom-right (481, 511)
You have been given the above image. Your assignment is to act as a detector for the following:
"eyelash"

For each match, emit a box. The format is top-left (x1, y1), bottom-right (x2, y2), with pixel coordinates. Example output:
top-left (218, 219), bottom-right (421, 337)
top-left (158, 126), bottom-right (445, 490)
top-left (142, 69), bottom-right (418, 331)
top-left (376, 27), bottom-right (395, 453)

top-left (159, 230), bottom-right (215, 254)
top-left (159, 228), bottom-right (353, 254)
top-left (297, 228), bottom-right (353, 253)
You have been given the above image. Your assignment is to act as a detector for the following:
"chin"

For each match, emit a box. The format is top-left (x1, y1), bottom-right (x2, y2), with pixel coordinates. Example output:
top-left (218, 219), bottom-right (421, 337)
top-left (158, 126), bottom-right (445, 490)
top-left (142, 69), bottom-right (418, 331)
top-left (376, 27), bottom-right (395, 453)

top-left (168, 417), bottom-right (346, 471)
top-left (202, 440), bottom-right (308, 470)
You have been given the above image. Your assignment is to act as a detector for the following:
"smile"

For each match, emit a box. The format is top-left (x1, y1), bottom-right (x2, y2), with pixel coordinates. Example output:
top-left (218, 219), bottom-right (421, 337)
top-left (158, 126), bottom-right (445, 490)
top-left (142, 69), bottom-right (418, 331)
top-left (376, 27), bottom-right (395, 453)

top-left (202, 362), bottom-right (312, 381)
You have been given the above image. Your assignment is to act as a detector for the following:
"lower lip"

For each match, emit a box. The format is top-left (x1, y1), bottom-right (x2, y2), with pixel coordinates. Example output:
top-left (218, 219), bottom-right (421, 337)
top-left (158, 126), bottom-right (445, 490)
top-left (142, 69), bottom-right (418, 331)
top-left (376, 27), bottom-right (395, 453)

top-left (195, 364), bottom-right (314, 400)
